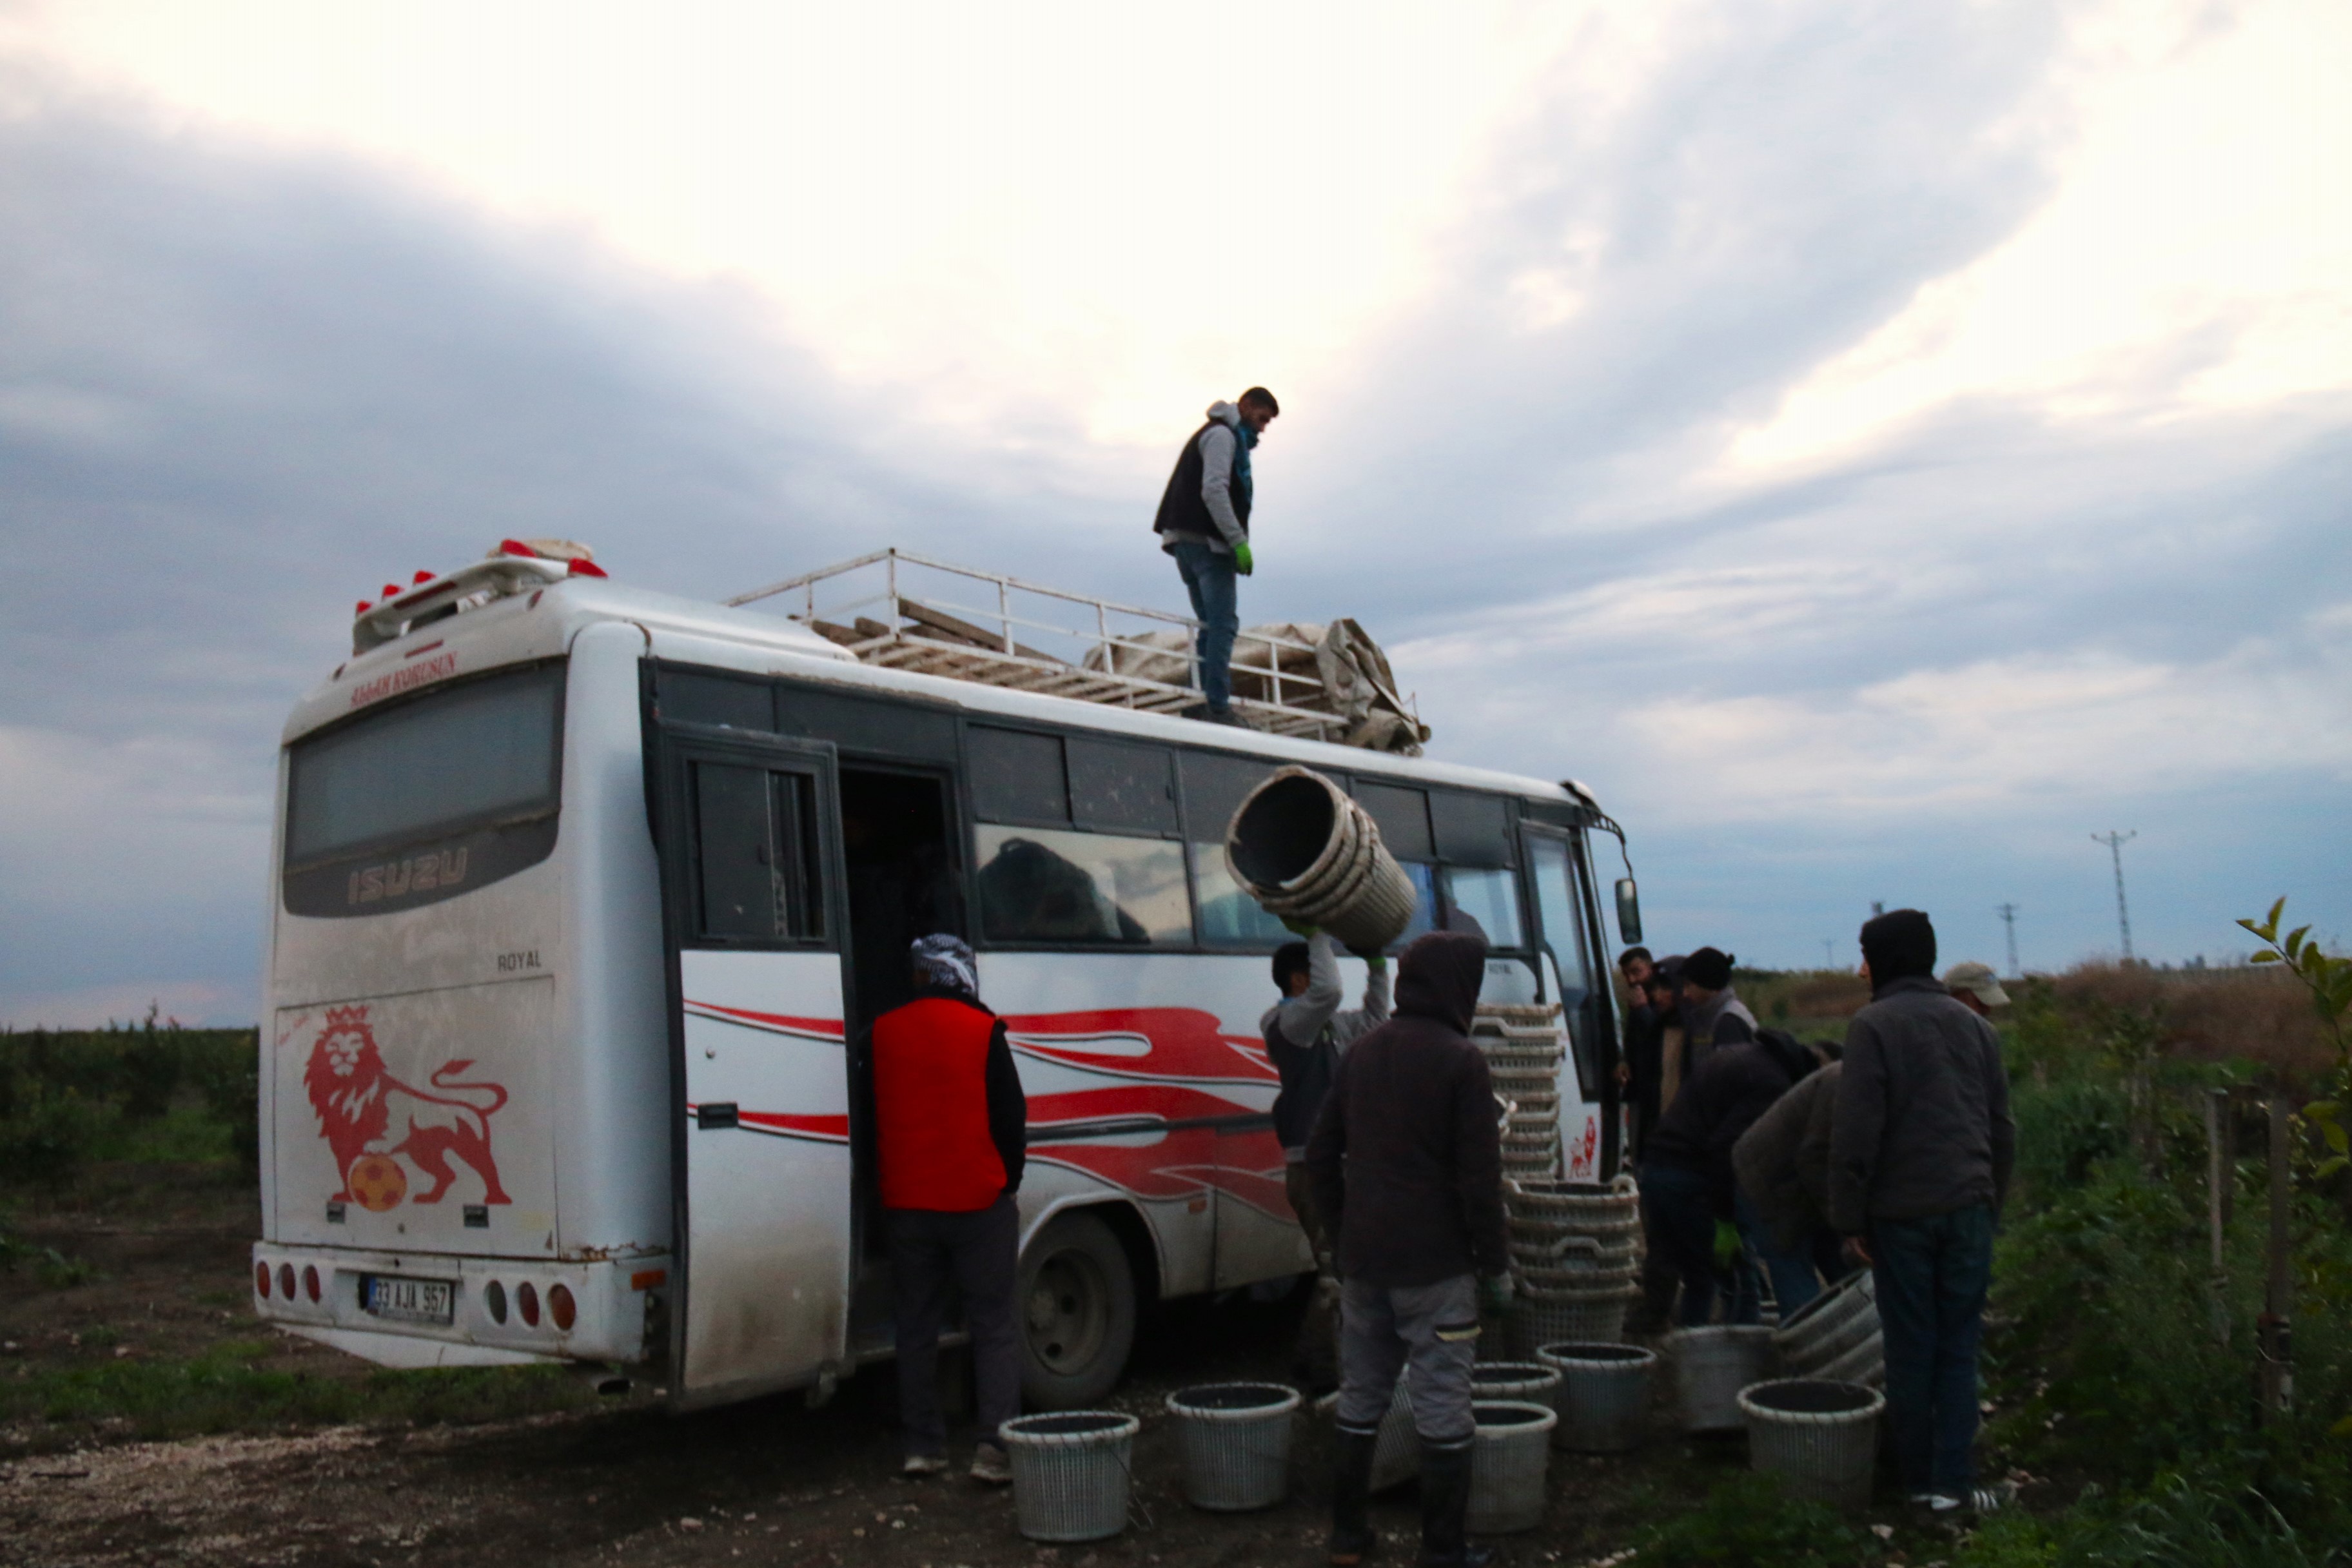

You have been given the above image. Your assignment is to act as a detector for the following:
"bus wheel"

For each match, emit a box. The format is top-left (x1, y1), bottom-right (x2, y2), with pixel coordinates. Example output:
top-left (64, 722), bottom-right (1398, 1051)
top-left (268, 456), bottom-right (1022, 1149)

top-left (1016, 1210), bottom-right (1137, 1409)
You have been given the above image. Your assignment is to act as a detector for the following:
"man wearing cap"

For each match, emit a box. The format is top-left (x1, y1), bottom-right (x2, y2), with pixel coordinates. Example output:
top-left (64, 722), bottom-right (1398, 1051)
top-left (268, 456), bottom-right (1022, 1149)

top-left (1830, 911), bottom-right (2015, 1514)
top-left (1678, 946), bottom-right (1758, 1080)
top-left (1943, 962), bottom-right (2010, 1019)
top-left (866, 935), bottom-right (1029, 1485)
top-left (1264, 927), bottom-right (1392, 1387)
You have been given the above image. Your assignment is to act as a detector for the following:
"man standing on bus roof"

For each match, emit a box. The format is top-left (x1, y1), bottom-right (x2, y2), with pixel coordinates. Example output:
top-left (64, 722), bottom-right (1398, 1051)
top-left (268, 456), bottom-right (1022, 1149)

top-left (1264, 925), bottom-right (1391, 1389)
top-left (1305, 926), bottom-right (1509, 1568)
top-left (865, 934), bottom-right (1028, 1485)
top-left (1153, 387), bottom-right (1279, 727)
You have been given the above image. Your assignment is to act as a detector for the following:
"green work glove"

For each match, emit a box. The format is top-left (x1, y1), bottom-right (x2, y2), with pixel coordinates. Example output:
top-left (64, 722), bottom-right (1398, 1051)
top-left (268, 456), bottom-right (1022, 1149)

top-left (1478, 1273), bottom-right (1515, 1314)
top-left (1232, 540), bottom-right (1255, 576)
top-left (1713, 1219), bottom-right (1743, 1271)
top-left (1280, 917), bottom-right (1318, 937)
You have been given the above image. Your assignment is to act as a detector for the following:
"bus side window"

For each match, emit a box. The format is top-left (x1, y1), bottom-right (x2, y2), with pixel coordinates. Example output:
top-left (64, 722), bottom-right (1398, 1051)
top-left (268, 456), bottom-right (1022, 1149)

top-left (690, 761), bottom-right (823, 943)
top-left (974, 826), bottom-right (1189, 946)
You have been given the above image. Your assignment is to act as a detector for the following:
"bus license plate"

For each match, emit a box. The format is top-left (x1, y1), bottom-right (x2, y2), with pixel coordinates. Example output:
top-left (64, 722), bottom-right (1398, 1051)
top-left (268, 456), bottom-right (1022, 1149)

top-left (362, 1274), bottom-right (455, 1325)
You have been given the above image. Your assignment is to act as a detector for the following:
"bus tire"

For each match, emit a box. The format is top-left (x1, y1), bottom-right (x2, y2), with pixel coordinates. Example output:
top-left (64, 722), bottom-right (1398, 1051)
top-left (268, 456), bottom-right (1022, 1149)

top-left (1016, 1210), bottom-right (1137, 1410)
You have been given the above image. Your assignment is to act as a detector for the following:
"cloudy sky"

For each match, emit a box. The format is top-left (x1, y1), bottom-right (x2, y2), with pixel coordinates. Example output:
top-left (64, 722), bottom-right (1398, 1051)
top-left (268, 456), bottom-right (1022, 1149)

top-left (3, 0), bottom-right (2347, 1026)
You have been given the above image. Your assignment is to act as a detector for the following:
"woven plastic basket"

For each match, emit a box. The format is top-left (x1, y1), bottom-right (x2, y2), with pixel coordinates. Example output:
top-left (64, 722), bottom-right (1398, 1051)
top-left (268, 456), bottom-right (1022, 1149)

top-left (1536, 1341), bottom-right (1656, 1452)
top-left (1000, 1411), bottom-right (1139, 1542)
top-left (1739, 1378), bottom-right (1885, 1512)
top-left (1471, 1360), bottom-right (1563, 1404)
top-left (1467, 1400), bottom-right (1557, 1534)
top-left (1510, 1282), bottom-right (1634, 1355)
top-left (1164, 1382), bottom-right (1299, 1512)
top-left (1666, 1326), bottom-right (1777, 1434)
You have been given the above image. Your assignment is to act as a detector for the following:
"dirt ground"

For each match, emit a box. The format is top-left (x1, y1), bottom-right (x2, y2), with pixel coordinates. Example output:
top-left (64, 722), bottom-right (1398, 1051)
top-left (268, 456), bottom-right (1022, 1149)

top-left (3, 1171), bottom-right (1977, 1568)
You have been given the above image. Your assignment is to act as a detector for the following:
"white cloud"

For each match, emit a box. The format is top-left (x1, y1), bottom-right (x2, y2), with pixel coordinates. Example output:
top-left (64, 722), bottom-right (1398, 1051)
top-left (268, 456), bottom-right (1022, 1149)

top-left (1724, 0), bottom-right (2352, 474)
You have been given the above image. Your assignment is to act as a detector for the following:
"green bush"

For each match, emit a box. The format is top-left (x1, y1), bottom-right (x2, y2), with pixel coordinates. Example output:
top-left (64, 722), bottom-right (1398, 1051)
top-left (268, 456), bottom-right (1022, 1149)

top-left (0, 1087), bottom-right (108, 1191)
top-left (1634, 1473), bottom-right (1872, 1568)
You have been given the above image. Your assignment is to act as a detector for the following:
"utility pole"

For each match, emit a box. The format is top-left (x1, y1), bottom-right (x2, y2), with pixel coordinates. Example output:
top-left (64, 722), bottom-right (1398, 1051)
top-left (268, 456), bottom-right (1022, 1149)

top-left (1996, 903), bottom-right (2021, 979)
top-left (1820, 938), bottom-right (1834, 970)
top-left (2092, 831), bottom-right (2137, 963)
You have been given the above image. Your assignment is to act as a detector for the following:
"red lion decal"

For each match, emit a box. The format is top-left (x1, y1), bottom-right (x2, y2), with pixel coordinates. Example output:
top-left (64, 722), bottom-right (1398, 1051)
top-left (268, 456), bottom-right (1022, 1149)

top-left (303, 1005), bottom-right (513, 1206)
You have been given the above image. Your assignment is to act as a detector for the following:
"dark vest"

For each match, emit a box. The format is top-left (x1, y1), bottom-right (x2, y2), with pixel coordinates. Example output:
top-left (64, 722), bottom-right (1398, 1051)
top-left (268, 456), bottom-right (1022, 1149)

top-left (1265, 1012), bottom-right (1338, 1152)
top-left (1153, 419), bottom-right (1251, 542)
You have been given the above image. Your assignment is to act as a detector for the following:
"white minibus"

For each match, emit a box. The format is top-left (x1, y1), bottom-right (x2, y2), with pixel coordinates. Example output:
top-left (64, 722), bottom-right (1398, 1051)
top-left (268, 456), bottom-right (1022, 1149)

top-left (252, 546), bottom-right (1632, 1411)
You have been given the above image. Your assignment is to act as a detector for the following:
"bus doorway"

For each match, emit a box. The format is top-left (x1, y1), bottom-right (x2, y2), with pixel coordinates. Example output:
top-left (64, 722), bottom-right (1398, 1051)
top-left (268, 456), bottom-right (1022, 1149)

top-left (839, 767), bottom-right (963, 1031)
top-left (838, 765), bottom-right (963, 1329)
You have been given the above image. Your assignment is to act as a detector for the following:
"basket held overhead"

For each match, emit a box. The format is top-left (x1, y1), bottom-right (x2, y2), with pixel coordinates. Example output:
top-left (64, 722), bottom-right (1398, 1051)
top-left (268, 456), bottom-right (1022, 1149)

top-left (1224, 766), bottom-right (1417, 952)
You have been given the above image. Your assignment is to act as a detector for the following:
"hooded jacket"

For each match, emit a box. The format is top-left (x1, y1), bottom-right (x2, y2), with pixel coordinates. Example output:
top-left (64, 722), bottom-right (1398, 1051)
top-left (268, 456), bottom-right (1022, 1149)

top-left (1642, 1028), bottom-right (1818, 1212)
top-left (1153, 401), bottom-right (1252, 554)
top-left (1303, 930), bottom-right (1508, 1287)
top-left (1828, 974), bottom-right (2014, 1232)
top-left (1732, 1061), bottom-right (1841, 1251)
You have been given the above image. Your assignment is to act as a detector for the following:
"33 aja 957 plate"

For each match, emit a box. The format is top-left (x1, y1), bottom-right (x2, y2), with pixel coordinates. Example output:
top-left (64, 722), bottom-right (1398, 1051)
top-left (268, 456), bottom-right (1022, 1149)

top-left (362, 1273), bottom-right (456, 1325)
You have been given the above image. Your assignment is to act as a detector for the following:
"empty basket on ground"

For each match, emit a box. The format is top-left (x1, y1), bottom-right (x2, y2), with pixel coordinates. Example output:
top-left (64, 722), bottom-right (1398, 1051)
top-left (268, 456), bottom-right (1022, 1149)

top-left (999, 1411), bottom-right (1139, 1542)
top-left (1164, 1382), bottom-right (1300, 1511)
top-left (1471, 1360), bottom-right (1563, 1406)
top-left (1666, 1326), bottom-right (1777, 1434)
top-left (1223, 766), bottom-right (1417, 950)
top-left (1739, 1379), bottom-right (1885, 1512)
top-left (1536, 1341), bottom-right (1656, 1452)
top-left (1773, 1269), bottom-right (1883, 1386)
top-left (1467, 1400), bottom-right (1557, 1534)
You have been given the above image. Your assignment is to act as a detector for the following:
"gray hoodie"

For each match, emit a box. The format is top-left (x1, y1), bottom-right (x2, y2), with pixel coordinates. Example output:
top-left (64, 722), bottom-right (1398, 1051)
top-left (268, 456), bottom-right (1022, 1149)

top-left (1154, 400), bottom-right (1250, 554)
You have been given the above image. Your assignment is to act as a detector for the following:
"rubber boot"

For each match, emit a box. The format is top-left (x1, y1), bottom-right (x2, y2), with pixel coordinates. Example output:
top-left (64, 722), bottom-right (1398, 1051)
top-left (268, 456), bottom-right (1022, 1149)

top-left (1416, 1436), bottom-right (1490, 1568)
top-left (1328, 1424), bottom-right (1379, 1565)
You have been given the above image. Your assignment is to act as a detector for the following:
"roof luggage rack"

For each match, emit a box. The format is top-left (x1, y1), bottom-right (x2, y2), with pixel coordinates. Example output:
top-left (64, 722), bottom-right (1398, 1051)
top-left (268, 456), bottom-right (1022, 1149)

top-left (730, 549), bottom-right (1428, 753)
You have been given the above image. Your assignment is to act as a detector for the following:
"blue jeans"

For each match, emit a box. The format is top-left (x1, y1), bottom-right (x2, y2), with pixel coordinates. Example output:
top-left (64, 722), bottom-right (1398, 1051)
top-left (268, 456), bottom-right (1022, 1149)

top-left (1870, 1204), bottom-right (1995, 1494)
top-left (1737, 1188), bottom-right (1823, 1320)
top-left (1640, 1161), bottom-right (1725, 1328)
top-left (1168, 540), bottom-right (1239, 710)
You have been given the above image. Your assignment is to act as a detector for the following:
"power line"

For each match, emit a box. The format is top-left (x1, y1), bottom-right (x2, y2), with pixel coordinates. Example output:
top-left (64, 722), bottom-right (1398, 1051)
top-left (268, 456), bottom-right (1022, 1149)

top-left (2092, 831), bottom-right (2138, 963)
top-left (1996, 903), bottom-right (2020, 979)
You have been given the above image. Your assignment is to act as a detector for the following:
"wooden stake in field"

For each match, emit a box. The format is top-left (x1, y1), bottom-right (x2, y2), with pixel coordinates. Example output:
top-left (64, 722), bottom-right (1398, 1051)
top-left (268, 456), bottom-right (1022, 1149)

top-left (2205, 1087), bottom-right (2229, 1347)
top-left (2258, 1095), bottom-right (2293, 1420)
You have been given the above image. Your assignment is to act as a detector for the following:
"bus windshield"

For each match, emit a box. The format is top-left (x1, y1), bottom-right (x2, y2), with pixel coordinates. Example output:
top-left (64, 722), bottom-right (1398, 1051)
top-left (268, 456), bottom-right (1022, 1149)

top-left (286, 663), bottom-right (564, 867)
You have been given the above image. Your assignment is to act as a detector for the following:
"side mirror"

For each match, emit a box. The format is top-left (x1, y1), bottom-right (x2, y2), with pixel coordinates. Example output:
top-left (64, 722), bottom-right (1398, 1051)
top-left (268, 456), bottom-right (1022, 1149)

top-left (1614, 877), bottom-right (1643, 945)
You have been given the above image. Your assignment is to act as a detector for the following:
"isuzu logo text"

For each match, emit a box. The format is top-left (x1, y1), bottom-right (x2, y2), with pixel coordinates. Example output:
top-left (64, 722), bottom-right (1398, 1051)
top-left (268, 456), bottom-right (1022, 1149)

top-left (349, 652), bottom-right (457, 707)
top-left (348, 848), bottom-right (469, 906)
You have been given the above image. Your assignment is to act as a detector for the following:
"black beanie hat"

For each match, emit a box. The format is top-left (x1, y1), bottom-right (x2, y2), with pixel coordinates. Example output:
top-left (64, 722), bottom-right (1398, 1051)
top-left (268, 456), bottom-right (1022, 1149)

top-left (1683, 946), bottom-right (1734, 990)
top-left (1861, 909), bottom-right (1937, 985)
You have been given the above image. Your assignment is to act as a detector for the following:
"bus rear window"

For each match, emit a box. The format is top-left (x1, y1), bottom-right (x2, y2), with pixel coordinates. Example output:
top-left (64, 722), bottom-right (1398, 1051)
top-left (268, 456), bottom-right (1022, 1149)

top-left (286, 664), bottom-right (564, 866)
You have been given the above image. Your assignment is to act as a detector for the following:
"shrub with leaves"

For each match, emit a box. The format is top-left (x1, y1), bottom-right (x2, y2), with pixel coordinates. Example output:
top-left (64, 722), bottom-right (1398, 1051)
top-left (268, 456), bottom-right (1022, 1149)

top-left (1634, 1472), bottom-right (1872, 1568)
top-left (2239, 898), bottom-right (2352, 1179)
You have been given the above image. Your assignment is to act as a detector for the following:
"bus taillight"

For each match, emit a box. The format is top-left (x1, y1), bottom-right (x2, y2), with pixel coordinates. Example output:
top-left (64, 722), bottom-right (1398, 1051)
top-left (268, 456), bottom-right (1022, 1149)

top-left (517, 1282), bottom-right (540, 1328)
top-left (256, 1262), bottom-right (271, 1297)
top-left (547, 1284), bottom-right (576, 1331)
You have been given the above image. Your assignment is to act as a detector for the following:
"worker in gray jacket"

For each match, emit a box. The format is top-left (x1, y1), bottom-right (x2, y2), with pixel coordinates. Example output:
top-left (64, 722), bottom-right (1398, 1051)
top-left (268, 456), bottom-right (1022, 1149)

top-left (1263, 928), bottom-right (1391, 1387)
top-left (1830, 909), bottom-right (2015, 1514)
top-left (1152, 389), bottom-right (1279, 725)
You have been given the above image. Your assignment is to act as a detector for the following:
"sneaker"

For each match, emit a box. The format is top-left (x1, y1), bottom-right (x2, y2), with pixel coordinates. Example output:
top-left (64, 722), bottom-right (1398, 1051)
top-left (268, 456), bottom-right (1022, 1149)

top-left (901, 1453), bottom-right (948, 1478)
top-left (1928, 1485), bottom-right (2010, 1514)
top-left (969, 1442), bottom-right (1013, 1485)
top-left (1197, 706), bottom-right (1249, 727)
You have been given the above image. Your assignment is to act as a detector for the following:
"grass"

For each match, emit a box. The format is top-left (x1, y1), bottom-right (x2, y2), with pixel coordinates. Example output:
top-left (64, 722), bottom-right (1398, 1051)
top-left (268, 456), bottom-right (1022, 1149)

top-left (1, 1338), bottom-right (597, 1448)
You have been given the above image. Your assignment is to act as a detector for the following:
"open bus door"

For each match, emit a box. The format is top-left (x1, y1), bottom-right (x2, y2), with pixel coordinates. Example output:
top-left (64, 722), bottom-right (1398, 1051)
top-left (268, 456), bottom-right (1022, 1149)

top-left (1522, 825), bottom-right (1616, 1179)
top-left (648, 718), bottom-right (857, 1409)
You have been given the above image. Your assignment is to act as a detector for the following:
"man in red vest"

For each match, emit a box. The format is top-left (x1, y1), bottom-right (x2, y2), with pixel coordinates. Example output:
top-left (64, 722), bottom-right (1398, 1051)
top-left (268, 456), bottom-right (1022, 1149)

top-left (868, 934), bottom-right (1028, 1484)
